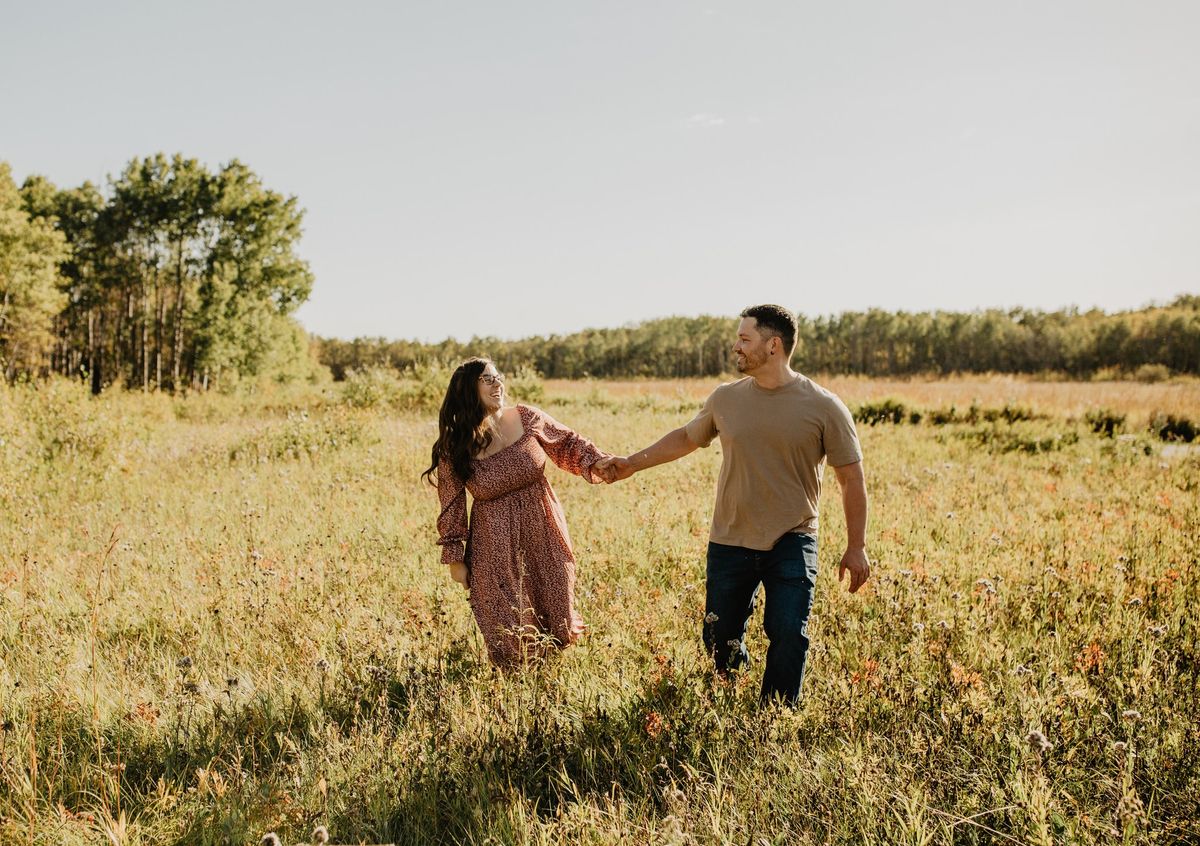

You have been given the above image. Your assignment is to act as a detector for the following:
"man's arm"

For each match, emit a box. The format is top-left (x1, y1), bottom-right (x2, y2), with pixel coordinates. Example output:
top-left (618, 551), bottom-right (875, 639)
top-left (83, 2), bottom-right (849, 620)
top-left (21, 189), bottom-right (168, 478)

top-left (832, 460), bottom-right (870, 593)
top-left (598, 426), bottom-right (699, 481)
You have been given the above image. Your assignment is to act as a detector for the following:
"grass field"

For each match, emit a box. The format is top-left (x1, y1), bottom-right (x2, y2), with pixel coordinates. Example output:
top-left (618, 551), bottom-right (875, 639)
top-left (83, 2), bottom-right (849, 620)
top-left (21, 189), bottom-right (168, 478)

top-left (0, 374), bottom-right (1196, 845)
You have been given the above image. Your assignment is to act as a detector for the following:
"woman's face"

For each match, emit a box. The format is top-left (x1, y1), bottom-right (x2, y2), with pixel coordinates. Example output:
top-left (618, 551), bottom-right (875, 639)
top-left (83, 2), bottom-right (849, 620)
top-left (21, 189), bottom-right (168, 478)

top-left (476, 363), bottom-right (506, 413)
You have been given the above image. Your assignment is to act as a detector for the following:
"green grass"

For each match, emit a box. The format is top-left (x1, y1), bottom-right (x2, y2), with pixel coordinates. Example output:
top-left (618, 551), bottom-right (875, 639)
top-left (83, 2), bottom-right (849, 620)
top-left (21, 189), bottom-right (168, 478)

top-left (0, 376), bottom-right (1196, 844)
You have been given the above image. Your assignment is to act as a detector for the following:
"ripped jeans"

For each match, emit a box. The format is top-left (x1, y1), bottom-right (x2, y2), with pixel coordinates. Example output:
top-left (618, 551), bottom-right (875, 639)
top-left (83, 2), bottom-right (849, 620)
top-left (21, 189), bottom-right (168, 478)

top-left (703, 532), bottom-right (818, 705)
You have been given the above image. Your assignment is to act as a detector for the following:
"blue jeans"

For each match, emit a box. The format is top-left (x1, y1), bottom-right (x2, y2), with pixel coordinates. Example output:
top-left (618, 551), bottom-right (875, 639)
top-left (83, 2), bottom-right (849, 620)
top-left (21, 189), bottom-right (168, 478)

top-left (703, 532), bottom-right (818, 705)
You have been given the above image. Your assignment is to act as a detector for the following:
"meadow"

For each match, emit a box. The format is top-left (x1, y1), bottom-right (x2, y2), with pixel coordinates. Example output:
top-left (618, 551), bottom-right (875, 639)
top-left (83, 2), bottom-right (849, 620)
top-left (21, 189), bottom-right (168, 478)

top-left (0, 373), bottom-right (1196, 845)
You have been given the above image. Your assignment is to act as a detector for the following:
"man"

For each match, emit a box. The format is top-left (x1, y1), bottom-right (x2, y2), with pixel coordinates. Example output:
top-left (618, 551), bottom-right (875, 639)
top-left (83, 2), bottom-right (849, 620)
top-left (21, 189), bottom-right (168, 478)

top-left (597, 304), bottom-right (870, 705)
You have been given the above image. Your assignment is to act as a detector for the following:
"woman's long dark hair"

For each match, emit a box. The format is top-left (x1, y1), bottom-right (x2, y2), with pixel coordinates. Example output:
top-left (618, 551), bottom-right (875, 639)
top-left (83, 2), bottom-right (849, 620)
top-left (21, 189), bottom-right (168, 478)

top-left (421, 357), bottom-right (497, 486)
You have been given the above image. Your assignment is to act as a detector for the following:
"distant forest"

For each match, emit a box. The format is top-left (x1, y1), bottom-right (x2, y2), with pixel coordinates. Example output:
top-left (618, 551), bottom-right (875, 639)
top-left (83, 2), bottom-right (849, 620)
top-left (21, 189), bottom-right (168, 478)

top-left (317, 295), bottom-right (1200, 380)
top-left (4, 154), bottom-right (1197, 390)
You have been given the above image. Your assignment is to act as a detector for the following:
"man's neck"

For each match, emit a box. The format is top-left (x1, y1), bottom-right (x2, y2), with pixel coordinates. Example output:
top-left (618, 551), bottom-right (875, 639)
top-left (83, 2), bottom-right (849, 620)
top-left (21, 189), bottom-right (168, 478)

top-left (750, 365), bottom-right (797, 390)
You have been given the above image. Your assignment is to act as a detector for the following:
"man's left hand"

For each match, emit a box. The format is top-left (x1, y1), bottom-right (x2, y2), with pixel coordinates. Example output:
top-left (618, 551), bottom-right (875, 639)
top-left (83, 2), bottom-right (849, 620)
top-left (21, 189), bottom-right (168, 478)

top-left (838, 547), bottom-right (871, 593)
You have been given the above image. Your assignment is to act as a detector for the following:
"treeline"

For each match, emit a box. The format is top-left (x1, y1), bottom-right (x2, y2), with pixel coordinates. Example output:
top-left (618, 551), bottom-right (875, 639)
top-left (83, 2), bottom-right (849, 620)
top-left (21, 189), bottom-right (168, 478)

top-left (317, 297), bottom-right (1200, 380)
top-left (0, 155), bottom-right (316, 392)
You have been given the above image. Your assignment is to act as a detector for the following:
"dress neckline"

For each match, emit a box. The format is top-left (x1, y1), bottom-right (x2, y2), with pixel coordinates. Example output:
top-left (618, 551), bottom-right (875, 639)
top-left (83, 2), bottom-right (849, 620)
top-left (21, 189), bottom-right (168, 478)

top-left (472, 406), bottom-right (530, 462)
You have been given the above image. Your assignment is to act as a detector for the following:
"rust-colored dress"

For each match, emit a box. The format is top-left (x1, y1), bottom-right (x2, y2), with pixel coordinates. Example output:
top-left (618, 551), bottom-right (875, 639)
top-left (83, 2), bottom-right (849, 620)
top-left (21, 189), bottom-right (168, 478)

top-left (436, 404), bottom-right (610, 667)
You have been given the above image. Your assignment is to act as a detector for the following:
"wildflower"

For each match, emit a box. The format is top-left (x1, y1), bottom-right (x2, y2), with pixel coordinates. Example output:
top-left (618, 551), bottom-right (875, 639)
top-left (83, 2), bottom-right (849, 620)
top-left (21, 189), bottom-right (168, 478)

top-left (313, 826), bottom-right (329, 845)
top-left (1126, 597), bottom-right (1142, 606)
top-left (950, 662), bottom-right (982, 690)
top-left (1074, 642), bottom-right (1106, 675)
top-left (177, 656), bottom-right (193, 670)
top-left (261, 836), bottom-right (281, 846)
top-left (314, 657), bottom-right (330, 673)
top-left (1111, 741), bottom-right (1128, 753)
top-left (1044, 566), bottom-right (1058, 578)
top-left (1013, 664), bottom-right (1033, 676)
top-left (663, 786), bottom-right (687, 809)
top-left (704, 612), bottom-right (719, 624)
top-left (912, 622), bottom-right (925, 634)
top-left (1050, 591), bottom-right (1062, 598)
top-left (1122, 709), bottom-right (1142, 721)
top-left (1147, 625), bottom-right (1167, 637)
top-left (1027, 729), bottom-right (1052, 752)
top-left (644, 711), bottom-right (665, 739)
top-left (899, 569), bottom-right (913, 577)
top-left (726, 639), bottom-right (742, 649)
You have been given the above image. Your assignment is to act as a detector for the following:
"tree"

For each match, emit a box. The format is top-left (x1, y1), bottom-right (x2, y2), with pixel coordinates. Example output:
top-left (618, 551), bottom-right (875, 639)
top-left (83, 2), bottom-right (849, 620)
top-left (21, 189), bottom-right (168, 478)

top-left (0, 162), bottom-right (68, 379)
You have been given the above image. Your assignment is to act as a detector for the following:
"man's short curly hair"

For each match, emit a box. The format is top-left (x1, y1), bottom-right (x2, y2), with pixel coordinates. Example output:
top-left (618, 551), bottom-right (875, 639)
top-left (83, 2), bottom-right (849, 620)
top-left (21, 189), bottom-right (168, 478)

top-left (740, 304), bottom-right (797, 356)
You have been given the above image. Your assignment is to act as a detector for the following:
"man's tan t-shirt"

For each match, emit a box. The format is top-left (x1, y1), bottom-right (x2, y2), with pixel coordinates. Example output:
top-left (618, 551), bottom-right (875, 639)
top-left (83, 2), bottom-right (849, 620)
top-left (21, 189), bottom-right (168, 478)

top-left (684, 375), bottom-right (862, 551)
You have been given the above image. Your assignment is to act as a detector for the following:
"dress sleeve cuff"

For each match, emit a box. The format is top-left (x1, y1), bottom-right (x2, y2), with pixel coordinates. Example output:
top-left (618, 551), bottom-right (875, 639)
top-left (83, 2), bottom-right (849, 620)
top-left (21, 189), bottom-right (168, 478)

top-left (579, 451), bottom-right (613, 485)
top-left (440, 541), bottom-right (466, 566)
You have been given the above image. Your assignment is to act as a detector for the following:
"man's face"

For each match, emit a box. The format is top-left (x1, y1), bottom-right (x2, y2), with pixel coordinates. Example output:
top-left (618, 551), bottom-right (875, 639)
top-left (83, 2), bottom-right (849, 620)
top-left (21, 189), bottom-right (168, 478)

top-left (733, 317), bottom-right (775, 373)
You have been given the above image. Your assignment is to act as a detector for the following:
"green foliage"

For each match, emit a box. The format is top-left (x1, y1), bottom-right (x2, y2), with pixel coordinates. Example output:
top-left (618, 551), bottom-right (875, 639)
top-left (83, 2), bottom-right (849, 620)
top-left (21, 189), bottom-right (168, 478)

top-left (1149, 412), bottom-right (1197, 443)
top-left (1133, 363), bottom-right (1172, 383)
top-left (316, 296), bottom-right (1200, 380)
top-left (227, 410), bottom-right (371, 463)
top-left (7, 153), bottom-right (315, 392)
top-left (340, 364), bottom-right (544, 412)
top-left (854, 398), bottom-right (921, 426)
top-left (0, 162), bottom-right (69, 378)
top-left (952, 422), bottom-right (1081, 454)
top-left (926, 402), bottom-right (1038, 426)
top-left (1085, 407), bottom-right (1126, 437)
top-left (0, 379), bottom-right (1197, 843)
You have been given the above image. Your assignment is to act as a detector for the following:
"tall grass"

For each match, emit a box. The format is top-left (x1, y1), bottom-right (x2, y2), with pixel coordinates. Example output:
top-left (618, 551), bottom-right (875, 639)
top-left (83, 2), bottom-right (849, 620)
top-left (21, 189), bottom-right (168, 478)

top-left (0, 375), bottom-right (1196, 844)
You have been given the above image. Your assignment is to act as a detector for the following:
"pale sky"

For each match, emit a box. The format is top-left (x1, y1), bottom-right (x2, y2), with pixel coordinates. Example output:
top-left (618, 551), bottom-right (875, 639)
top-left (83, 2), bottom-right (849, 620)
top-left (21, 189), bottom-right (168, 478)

top-left (4, 1), bottom-right (1198, 341)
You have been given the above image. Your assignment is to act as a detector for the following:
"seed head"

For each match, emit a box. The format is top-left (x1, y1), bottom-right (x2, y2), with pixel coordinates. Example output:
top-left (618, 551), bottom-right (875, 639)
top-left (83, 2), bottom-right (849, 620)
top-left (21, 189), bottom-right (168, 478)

top-left (1026, 729), bottom-right (1052, 752)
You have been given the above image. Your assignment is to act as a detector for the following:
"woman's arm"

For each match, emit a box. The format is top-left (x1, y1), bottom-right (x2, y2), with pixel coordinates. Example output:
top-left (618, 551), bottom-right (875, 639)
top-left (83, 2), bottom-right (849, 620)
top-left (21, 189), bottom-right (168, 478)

top-left (528, 406), bottom-right (611, 483)
top-left (436, 458), bottom-right (468, 565)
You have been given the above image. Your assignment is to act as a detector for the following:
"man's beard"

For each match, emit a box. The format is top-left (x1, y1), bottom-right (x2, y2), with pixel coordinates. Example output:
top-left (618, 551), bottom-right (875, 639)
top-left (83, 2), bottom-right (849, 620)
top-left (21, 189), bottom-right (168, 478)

top-left (735, 351), bottom-right (765, 372)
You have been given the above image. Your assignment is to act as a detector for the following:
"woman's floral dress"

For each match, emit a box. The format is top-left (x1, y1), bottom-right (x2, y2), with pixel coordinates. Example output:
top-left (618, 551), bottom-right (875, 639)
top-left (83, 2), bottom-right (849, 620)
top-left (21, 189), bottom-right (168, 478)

top-left (436, 404), bottom-right (609, 667)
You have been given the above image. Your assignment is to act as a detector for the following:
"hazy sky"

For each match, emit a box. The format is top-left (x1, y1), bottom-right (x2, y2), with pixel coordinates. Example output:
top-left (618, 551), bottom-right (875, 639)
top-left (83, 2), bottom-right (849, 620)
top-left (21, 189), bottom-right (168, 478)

top-left (4, 1), bottom-right (1198, 341)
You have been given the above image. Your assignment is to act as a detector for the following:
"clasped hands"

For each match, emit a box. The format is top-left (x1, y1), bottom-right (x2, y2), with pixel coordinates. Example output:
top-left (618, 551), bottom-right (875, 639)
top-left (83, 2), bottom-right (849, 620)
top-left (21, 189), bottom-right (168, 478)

top-left (593, 455), bottom-right (635, 484)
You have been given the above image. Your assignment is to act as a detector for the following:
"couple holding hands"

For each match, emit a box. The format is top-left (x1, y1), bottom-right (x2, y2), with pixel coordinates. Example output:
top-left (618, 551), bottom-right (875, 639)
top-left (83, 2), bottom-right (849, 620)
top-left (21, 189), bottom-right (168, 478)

top-left (423, 304), bottom-right (870, 705)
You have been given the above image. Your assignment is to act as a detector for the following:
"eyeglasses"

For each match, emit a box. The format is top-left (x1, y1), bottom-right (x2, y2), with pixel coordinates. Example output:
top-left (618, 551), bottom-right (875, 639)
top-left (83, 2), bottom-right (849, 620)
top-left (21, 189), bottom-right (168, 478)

top-left (479, 373), bottom-right (506, 386)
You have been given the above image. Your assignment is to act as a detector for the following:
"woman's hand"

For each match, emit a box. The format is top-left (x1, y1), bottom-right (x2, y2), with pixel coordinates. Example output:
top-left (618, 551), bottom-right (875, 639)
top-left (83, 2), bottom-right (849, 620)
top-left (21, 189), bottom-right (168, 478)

top-left (448, 561), bottom-right (469, 590)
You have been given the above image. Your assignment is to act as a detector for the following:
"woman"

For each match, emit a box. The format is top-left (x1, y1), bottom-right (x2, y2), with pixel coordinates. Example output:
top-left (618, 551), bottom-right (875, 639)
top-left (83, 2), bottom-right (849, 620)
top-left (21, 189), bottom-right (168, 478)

top-left (422, 357), bottom-right (612, 668)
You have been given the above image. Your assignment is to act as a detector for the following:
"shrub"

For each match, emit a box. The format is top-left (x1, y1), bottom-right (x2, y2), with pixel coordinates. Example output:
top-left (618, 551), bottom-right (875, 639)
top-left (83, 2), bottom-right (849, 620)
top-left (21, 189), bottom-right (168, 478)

top-left (1149, 412), bottom-right (1197, 443)
top-left (980, 404), bottom-right (1036, 424)
top-left (228, 410), bottom-right (371, 463)
top-left (1084, 408), bottom-right (1126, 437)
top-left (341, 367), bottom-right (404, 409)
top-left (1134, 364), bottom-right (1171, 384)
top-left (956, 424), bottom-right (1080, 454)
top-left (854, 398), bottom-right (910, 426)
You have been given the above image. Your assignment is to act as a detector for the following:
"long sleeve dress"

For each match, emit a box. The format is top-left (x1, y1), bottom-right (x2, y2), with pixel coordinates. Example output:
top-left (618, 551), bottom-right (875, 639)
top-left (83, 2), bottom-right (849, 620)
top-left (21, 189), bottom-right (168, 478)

top-left (435, 404), bottom-right (610, 667)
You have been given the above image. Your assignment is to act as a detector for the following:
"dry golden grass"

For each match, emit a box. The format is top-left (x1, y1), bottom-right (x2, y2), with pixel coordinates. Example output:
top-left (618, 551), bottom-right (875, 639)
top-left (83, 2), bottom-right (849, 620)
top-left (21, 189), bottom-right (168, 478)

top-left (0, 374), bottom-right (1196, 845)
